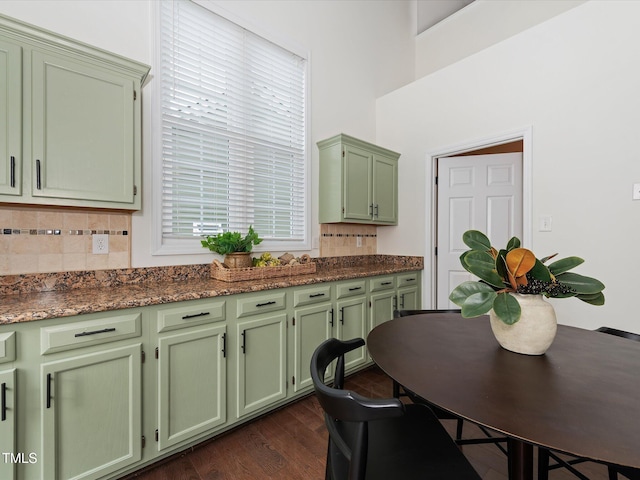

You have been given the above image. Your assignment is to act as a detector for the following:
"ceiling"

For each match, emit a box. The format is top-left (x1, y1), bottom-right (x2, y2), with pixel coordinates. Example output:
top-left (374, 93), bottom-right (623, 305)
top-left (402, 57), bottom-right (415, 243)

top-left (417, 0), bottom-right (474, 34)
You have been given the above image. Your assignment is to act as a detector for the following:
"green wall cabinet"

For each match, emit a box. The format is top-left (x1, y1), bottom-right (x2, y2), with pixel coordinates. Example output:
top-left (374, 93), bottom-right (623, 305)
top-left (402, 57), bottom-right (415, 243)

top-left (318, 134), bottom-right (399, 225)
top-left (0, 37), bottom-right (21, 197)
top-left (0, 14), bottom-right (149, 210)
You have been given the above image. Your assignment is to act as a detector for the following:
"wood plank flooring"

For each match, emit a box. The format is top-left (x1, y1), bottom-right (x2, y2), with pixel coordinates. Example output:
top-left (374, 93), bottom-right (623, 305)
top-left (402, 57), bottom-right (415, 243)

top-left (121, 366), bottom-right (610, 480)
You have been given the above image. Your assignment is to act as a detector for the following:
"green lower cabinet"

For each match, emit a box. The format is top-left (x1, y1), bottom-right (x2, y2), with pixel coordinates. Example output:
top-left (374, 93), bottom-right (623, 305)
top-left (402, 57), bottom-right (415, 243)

top-left (0, 368), bottom-right (16, 480)
top-left (370, 290), bottom-right (396, 331)
top-left (40, 344), bottom-right (142, 480)
top-left (336, 296), bottom-right (368, 371)
top-left (156, 324), bottom-right (226, 451)
top-left (236, 313), bottom-right (287, 418)
top-left (397, 286), bottom-right (419, 311)
top-left (292, 303), bottom-right (334, 392)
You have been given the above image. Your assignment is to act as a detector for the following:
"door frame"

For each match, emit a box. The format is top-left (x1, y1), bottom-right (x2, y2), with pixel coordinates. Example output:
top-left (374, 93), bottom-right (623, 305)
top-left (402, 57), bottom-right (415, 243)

top-left (426, 126), bottom-right (533, 308)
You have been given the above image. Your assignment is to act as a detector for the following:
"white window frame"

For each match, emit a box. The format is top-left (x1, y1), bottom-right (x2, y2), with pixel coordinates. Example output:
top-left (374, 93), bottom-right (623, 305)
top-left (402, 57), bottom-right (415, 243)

top-left (151, 0), bottom-right (311, 256)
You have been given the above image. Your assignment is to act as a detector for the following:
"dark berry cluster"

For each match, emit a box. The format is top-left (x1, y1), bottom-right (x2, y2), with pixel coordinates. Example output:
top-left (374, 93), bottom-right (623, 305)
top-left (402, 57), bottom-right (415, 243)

top-left (517, 277), bottom-right (575, 297)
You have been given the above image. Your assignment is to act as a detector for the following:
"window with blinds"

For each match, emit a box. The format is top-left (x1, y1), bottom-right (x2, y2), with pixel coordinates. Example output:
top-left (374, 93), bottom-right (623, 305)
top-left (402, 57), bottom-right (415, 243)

top-left (157, 0), bottom-right (308, 252)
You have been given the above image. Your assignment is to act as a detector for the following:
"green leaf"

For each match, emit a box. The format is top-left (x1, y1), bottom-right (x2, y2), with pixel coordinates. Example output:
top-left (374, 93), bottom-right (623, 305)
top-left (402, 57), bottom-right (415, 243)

top-left (506, 236), bottom-right (521, 250)
top-left (449, 281), bottom-right (496, 307)
top-left (528, 259), bottom-right (552, 282)
top-left (548, 256), bottom-right (584, 275)
top-left (492, 293), bottom-right (521, 325)
top-left (555, 272), bottom-right (605, 295)
top-left (462, 230), bottom-right (492, 251)
top-left (460, 291), bottom-right (498, 318)
top-left (461, 251), bottom-right (505, 288)
top-left (576, 292), bottom-right (605, 306)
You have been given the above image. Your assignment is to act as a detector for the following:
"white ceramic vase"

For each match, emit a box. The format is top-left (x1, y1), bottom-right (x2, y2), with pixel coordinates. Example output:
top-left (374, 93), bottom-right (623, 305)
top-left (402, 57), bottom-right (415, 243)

top-left (489, 293), bottom-right (557, 355)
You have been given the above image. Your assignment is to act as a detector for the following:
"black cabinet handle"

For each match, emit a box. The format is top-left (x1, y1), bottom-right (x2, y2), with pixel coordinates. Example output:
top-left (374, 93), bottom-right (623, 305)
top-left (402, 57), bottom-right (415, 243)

top-left (256, 301), bottom-right (276, 307)
top-left (222, 333), bottom-right (227, 358)
top-left (46, 374), bottom-right (52, 409)
top-left (381, 281), bottom-right (392, 286)
top-left (329, 308), bottom-right (334, 327)
top-left (1, 382), bottom-right (6, 421)
top-left (36, 159), bottom-right (42, 190)
top-left (400, 293), bottom-right (405, 309)
top-left (182, 312), bottom-right (210, 320)
top-left (10, 156), bottom-right (15, 188)
top-left (309, 293), bottom-right (325, 298)
top-left (340, 308), bottom-right (344, 324)
top-left (348, 287), bottom-right (362, 292)
top-left (374, 204), bottom-right (379, 217)
top-left (241, 330), bottom-right (246, 353)
top-left (74, 327), bottom-right (116, 337)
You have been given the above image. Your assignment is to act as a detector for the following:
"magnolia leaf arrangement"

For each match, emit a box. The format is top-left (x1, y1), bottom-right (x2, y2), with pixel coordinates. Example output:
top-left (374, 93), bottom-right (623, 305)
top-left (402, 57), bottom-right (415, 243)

top-left (449, 230), bottom-right (605, 325)
top-left (200, 226), bottom-right (263, 255)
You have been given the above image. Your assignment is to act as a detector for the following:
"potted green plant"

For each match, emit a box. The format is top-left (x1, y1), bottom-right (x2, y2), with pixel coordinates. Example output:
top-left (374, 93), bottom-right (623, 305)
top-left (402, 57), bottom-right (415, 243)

top-left (201, 226), bottom-right (263, 268)
top-left (449, 230), bottom-right (605, 354)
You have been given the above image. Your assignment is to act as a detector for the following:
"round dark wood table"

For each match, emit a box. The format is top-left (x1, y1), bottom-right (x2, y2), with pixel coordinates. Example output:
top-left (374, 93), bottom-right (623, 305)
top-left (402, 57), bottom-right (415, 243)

top-left (367, 314), bottom-right (640, 480)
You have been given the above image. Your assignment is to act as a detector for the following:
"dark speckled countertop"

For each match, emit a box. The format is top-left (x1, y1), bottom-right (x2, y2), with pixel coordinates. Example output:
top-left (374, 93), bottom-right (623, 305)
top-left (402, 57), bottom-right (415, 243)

top-left (0, 255), bottom-right (422, 324)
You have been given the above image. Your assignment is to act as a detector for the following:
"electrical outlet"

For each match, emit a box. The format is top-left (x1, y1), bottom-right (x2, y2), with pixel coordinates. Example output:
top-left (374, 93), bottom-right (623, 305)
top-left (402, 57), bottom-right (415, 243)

top-left (539, 216), bottom-right (552, 232)
top-left (356, 236), bottom-right (362, 247)
top-left (633, 183), bottom-right (640, 200)
top-left (92, 234), bottom-right (109, 254)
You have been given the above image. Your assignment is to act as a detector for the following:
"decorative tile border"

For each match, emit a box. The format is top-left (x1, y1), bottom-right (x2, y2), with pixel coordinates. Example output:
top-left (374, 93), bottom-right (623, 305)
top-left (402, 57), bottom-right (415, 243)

top-left (1, 228), bottom-right (128, 236)
top-left (321, 233), bottom-right (377, 238)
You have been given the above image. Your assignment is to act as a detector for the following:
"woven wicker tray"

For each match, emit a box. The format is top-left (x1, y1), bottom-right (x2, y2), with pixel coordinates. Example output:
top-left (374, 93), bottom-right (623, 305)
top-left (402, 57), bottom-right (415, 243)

top-left (210, 258), bottom-right (316, 282)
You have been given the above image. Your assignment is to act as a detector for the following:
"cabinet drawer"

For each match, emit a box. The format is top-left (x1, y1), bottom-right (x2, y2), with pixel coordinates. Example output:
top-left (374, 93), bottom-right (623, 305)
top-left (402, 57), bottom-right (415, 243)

top-left (156, 299), bottom-right (226, 333)
top-left (397, 273), bottom-right (419, 287)
top-left (0, 331), bottom-right (16, 364)
top-left (336, 280), bottom-right (366, 299)
top-left (369, 276), bottom-right (395, 292)
top-left (293, 285), bottom-right (331, 307)
top-left (236, 291), bottom-right (287, 318)
top-left (40, 312), bottom-right (142, 355)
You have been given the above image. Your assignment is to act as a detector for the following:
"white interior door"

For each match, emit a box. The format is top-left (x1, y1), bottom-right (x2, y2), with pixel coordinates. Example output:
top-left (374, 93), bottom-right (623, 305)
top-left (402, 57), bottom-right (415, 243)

top-left (436, 153), bottom-right (523, 308)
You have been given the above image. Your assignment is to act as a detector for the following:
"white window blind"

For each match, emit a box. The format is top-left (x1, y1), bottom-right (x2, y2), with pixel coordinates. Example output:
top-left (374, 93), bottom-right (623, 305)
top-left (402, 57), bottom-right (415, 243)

top-left (158, 0), bottom-right (307, 249)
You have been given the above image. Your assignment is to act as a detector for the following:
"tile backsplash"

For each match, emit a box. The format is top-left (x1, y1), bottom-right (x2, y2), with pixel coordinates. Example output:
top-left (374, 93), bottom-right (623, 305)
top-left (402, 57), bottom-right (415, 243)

top-left (320, 223), bottom-right (377, 256)
top-left (0, 206), bottom-right (131, 275)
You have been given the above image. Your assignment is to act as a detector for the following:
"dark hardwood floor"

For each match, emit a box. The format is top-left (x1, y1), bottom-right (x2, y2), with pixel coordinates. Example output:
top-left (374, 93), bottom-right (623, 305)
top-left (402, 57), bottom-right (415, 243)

top-left (121, 367), bottom-right (610, 480)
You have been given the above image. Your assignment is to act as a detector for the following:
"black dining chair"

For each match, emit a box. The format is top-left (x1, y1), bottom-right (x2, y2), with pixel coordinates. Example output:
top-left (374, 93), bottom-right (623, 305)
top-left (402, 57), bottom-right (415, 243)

top-left (538, 326), bottom-right (640, 480)
top-left (311, 337), bottom-right (481, 480)
top-left (392, 309), bottom-right (509, 454)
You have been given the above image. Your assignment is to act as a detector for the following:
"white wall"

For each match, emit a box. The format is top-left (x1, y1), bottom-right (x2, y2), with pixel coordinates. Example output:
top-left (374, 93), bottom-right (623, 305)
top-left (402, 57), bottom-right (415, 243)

top-left (0, 0), bottom-right (415, 267)
top-left (377, 0), bottom-right (640, 331)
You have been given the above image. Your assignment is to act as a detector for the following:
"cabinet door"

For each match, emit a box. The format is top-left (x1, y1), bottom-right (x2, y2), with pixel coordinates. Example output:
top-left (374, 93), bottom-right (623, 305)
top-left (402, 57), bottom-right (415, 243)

top-left (343, 145), bottom-right (373, 221)
top-left (398, 286), bottom-right (419, 311)
top-left (157, 324), bottom-right (226, 450)
top-left (293, 303), bottom-right (334, 392)
top-left (31, 50), bottom-right (137, 205)
top-left (41, 344), bottom-right (142, 480)
top-left (370, 290), bottom-right (396, 332)
top-left (236, 313), bottom-right (287, 418)
top-left (372, 154), bottom-right (398, 224)
top-left (336, 296), bottom-right (368, 371)
top-left (0, 369), bottom-right (16, 480)
top-left (0, 38), bottom-right (21, 196)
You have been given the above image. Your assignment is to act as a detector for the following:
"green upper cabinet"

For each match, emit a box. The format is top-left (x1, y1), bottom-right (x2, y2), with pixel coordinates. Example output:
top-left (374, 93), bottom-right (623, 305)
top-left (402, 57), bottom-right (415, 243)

top-left (318, 134), bottom-right (399, 225)
top-left (0, 14), bottom-right (149, 210)
top-left (0, 37), bottom-right (21, 197)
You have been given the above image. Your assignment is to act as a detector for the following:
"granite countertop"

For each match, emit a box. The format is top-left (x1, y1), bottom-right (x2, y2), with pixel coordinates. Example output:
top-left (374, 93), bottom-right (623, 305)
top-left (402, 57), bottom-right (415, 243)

top-left (0, 255), bottom-right (422, 325)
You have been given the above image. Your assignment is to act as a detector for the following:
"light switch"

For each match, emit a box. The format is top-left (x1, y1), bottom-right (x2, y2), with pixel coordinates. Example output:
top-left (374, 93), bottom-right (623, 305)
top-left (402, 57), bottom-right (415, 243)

top-left (539, 216), bottom-right (552, 232)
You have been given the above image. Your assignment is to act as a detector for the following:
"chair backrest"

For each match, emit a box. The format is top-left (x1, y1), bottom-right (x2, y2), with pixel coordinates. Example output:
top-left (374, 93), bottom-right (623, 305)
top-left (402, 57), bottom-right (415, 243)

top-left (394, 309), bottom-right (461, 318)
top-left (310, 338), bottom-right (405, 480)
top-left (596, 326), bottom-right (640, 343)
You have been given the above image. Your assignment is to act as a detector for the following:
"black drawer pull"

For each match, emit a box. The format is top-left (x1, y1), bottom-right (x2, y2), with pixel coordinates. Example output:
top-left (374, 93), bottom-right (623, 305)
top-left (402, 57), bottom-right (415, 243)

top-left (256, 301), bottom-right (276, 307)
top-left (46, 374), bottom-right (52, 409)
top-left (1, 382), bottom-right (6, 421)
top-left (241, 330), bottom-right (246, 353)
top-left (74, 327), bottom-right (116, 337)
top-left (404, 278), bottom-right (415, 282)
top-left (381, 281), bottom-right (392, 286)
top-left (222, 333), bottom-right (227, 358)
top-left (348, 287), bottom-right (362, 291)
top-left (182, 311), bottom-right (210, 320)
top-left (309, 293), bottom-right (325, 298)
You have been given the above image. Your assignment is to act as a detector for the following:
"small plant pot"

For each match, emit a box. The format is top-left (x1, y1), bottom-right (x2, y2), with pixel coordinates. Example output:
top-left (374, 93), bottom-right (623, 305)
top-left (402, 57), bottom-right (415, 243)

top-left (224, 252), bottom-right (252, 269)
